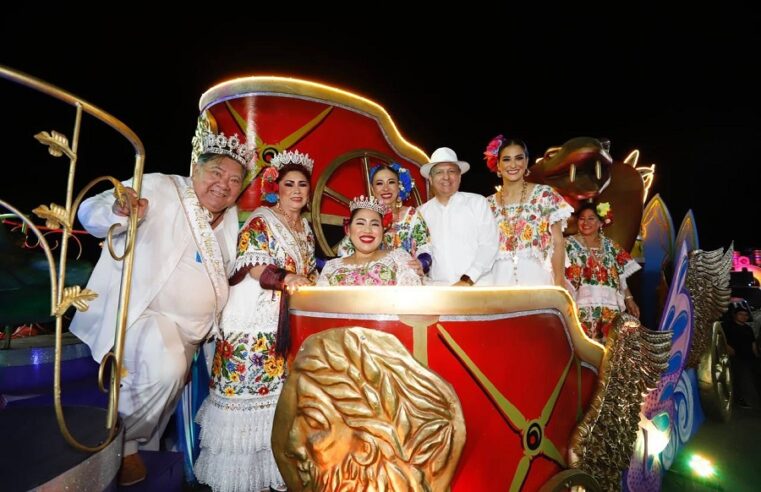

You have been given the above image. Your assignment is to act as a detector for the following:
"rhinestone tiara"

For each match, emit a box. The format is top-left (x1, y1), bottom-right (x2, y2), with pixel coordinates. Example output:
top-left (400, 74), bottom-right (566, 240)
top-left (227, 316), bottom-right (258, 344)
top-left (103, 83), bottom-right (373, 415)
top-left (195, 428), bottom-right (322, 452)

top-left (270, 150), bottom-right (314, 173)
top-left (349, 195), bottom-right (387, 215)
top-left (190, 113), bottom-right (256, 170)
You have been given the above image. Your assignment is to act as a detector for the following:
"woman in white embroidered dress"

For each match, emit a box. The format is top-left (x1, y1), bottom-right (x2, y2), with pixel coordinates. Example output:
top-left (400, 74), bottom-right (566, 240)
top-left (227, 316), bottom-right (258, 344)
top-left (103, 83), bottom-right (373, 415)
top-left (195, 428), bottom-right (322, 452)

top-left (565, 201), bottom-right (641, 342)
top-left (335, 163), bottom-right (432, 276)
top-left (483, 135), bottom-right (573, 286)
top-left (319, 195), bottom-right (421, 286)
top-left (195, 150), bottom-right (316, 492)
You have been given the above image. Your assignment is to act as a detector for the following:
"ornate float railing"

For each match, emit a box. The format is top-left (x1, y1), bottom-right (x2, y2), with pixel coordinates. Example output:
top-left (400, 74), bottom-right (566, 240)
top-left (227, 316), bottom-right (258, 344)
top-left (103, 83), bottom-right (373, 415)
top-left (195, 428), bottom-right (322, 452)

top-left (0, 65), bottom-right (144, 452)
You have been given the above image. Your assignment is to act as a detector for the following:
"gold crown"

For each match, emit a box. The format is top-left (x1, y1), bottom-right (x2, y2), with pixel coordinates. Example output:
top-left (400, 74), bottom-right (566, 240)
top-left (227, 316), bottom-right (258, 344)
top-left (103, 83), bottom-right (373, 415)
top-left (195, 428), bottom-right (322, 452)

top-left (190, 113), bottom-right (256, 170)
top-left (270, 150), bottom-right (314, 173)
top-left (349, 195), bottom-right (387, 215)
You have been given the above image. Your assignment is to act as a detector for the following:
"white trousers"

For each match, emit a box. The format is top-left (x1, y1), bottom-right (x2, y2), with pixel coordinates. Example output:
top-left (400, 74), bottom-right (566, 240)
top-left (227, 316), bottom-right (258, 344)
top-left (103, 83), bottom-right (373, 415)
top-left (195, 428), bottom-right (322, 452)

top-left (119, 312), bottom-right (197, 455)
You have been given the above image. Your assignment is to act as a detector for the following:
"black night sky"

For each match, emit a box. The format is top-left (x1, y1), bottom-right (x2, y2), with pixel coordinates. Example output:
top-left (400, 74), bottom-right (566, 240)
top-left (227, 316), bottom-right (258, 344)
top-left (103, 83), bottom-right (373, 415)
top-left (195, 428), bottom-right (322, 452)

top-left (1, 13), bottom-right (759, 252)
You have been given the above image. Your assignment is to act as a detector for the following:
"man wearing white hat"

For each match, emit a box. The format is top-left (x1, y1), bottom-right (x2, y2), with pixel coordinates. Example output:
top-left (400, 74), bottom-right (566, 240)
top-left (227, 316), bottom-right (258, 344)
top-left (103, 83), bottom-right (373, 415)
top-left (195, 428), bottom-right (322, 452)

top-left (419, 147), bottom-right (498, 285)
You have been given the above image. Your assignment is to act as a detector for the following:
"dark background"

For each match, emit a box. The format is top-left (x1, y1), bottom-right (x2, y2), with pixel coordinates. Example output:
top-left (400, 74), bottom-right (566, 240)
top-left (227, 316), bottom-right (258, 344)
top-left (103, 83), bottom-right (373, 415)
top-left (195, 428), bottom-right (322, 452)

top-left (1, 13), bottom-right (758, 252)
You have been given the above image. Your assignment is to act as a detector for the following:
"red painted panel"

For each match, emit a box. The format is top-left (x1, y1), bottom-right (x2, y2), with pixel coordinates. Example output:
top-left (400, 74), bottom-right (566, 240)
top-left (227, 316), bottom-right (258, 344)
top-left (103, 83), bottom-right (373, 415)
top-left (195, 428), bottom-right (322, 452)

top-left (290, 311), bottom-right (597, 489)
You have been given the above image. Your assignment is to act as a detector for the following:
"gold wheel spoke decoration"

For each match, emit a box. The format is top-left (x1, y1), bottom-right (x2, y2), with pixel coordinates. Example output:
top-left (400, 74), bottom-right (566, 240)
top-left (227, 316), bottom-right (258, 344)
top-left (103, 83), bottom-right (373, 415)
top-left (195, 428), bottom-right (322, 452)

top-left (540, 356), bottom-right (573, 432)
top-left (510, 456), bottom-right (532, 492)
top-left (323, 186), bottom-right (351, 206)
top-left (224, 102), bottom-right (333, 183)
top-left (318, 213), bottom-right (347, 227)
top-left (438, 324), bottom-right (572, 489)
top-left (275, 107), bottom-right (333, 150)
top-left (539, 438), bottom-right (566, 467)
top-left (361, 153), bottom-right (372, 196)
top-left (437, 324), bottom-right (527, 429)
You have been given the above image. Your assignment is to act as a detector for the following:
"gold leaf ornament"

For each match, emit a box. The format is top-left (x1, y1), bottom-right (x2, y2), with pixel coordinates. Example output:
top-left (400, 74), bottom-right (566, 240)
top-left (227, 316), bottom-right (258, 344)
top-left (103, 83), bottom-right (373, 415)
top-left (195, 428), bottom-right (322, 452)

top-left (55, 286), bottom-right (98, 316)
top-left (33, 203), bottom-right (71, 230)
top-left (34, 130), bottom-right (73, 158)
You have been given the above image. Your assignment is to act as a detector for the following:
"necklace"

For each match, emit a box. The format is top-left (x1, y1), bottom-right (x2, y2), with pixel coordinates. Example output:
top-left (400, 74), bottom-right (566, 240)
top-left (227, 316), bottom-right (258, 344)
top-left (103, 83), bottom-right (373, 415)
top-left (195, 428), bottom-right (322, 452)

top-left (277, 203), bottom-right (301, 231)
top-left (276, 204), bottom-right (310, 272)
top-left (499, 180), bottom-right (528, 284)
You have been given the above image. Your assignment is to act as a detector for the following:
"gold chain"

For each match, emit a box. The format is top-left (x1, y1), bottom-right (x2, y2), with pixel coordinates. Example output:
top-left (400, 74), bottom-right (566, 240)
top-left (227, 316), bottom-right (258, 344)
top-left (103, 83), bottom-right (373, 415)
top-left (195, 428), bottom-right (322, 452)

top-left (500, 180), bottom-right (528, 284)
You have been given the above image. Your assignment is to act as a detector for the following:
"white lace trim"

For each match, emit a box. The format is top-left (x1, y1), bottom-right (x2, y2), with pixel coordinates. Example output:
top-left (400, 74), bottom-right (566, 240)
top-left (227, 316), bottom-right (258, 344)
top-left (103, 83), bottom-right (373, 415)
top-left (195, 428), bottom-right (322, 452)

top-left (549, 200), bottom-right (574, 232)
top-left (495, 247), bottom-right (554, 273)
top-left (195, 447), bottom-right (284, 492)
top-left (621, 258), bottom-right (642, 279)
top-left (234, 251), bottom-right (274, 273)
top-left (196, 392), bottom-right (281, 454)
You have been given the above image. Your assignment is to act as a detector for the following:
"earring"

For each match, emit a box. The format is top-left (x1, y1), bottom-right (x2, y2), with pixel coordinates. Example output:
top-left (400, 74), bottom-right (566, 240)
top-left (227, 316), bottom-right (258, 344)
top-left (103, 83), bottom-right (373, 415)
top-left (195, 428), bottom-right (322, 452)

top-left (396, 197), bottom-right (402, 209)
top-left (525, 168), bottom-right (531, 177)
top-left (497, 171), bottom-right (502, 178)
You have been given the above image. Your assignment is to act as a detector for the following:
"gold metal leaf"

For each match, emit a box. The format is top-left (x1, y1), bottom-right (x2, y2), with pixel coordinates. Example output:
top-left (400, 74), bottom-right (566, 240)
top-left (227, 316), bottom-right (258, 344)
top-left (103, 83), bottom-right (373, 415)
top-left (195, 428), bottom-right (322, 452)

top-left (34, 130), bottom-right (73, 158)
top-left (55, 286), bottom-right (98, 316)
top-left (33, 203), bottom-right (71, 230)
top-left (570, 315), bottom-right (671, 490)
top-left (686, 244), bottom-right (733, 367)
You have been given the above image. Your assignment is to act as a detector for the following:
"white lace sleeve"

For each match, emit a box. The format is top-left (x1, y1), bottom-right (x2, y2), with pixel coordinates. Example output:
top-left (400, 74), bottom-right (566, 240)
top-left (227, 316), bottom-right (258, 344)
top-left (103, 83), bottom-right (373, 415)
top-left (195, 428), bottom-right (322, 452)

top-left (544, 185), bottom-right (574, 231)
top-left (390, 248), bottom-right (422, 286)
top-left (317, 258), bottom-right (340, 286)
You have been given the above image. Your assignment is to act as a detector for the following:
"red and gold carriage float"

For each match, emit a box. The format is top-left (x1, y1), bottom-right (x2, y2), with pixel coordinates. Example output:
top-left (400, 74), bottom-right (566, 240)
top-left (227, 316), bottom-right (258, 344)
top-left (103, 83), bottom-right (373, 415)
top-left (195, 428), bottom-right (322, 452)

top-left (0, 69), bottom-right (732, 491)
top-left (197, 77), bottom-right (732, 491)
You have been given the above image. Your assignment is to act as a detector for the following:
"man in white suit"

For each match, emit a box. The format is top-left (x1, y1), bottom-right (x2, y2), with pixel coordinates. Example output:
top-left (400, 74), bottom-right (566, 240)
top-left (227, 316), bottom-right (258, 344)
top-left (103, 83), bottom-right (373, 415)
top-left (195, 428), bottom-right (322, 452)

top-left (70, 115), bottom-right (250, 485)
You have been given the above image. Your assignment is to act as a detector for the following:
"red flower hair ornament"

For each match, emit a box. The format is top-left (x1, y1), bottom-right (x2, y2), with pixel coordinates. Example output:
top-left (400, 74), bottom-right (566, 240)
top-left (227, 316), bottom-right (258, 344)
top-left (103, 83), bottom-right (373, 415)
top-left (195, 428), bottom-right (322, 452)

top-left (483, 134), bottom-right (507, 172)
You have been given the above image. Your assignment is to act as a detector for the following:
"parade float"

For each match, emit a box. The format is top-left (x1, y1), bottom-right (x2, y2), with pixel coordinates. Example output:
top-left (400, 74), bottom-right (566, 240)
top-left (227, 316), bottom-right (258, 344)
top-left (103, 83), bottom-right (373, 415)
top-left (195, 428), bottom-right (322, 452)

top-left (0, 67), bottom-right (733, 491)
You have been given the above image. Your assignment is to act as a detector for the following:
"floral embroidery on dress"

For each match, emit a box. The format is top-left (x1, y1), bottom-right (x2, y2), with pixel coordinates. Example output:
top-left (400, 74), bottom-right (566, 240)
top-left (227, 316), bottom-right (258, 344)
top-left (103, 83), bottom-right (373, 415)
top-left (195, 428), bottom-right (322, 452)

top-left (209, 207), bottom-right (316, 395)
top-left (318, 249), bottom-right (421, 286)
top-left (210, 331), bottom-right (285, 397)
top-left (488, 184), bottom-right (573, 266)
top-left (337, 207), bottom-right (431, 257)
top-left (565, 235), bottom-right (641, 341)
top-left (235, 213), bottom-right (316, 278)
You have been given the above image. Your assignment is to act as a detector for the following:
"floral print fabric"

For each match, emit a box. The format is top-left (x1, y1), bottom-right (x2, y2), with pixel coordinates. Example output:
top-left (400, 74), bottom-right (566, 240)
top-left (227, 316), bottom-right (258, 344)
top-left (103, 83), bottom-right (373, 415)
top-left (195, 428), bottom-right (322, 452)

top-left (565, 234), bottom-right (641, 341)
top-left (487, 184), bottom-right (573, 268)
top-left (318, 248), bottom-right (422, 286)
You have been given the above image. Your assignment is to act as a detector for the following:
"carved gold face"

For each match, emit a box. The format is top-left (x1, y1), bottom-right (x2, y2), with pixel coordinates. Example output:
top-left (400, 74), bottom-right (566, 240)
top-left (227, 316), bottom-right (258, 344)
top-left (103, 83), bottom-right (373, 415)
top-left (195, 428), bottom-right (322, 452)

top-left (273, 327), bottom-right (466, 491)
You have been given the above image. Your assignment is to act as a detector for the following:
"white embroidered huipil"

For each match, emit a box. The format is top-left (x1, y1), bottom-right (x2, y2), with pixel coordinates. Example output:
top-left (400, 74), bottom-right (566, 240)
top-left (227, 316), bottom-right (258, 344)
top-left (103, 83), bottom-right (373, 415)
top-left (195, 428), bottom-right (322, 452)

top-left (195, 206), bottom-right (316, 492)
top-left (419, 191), bottom-right (499, 285)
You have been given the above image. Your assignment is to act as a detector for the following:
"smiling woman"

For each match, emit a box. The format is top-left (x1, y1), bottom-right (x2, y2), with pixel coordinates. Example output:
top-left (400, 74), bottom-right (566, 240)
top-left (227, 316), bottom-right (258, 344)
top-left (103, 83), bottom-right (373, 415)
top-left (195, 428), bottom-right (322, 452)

top-left (483, 135), bottom-right (573, 287)
top-left (318, 195), bottom-right (422, 286)
top-left (194, 149), bottom-right (317, 492)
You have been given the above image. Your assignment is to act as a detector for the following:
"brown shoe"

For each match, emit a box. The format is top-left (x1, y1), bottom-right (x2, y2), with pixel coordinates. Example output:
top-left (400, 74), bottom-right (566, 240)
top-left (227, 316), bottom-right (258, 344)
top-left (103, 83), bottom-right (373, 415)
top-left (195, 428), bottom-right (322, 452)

top-left (118, 453), bottom-right (147, 486)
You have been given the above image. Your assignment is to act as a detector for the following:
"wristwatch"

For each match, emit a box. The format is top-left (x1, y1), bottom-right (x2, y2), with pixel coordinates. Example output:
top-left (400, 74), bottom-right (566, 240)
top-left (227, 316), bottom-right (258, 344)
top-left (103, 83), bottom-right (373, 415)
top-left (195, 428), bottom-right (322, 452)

top-left (459, 274), bottom-right (475, 286)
